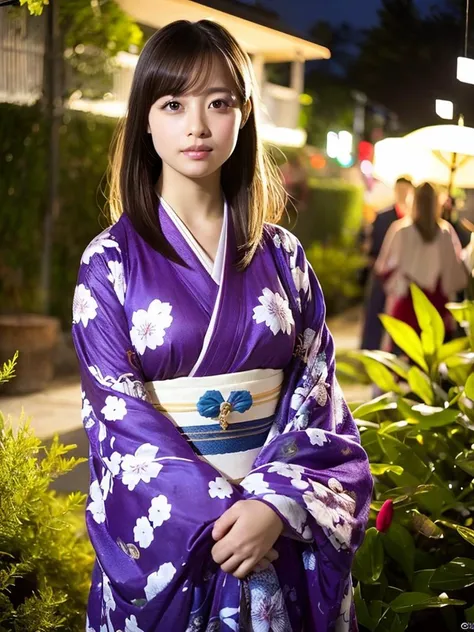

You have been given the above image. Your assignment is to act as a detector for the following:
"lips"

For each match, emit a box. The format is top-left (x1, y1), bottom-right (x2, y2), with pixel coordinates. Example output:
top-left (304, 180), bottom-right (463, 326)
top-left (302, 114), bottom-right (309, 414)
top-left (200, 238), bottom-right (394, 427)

top-left (182, 145), bottom-right (212, 152)
top-left (181, 146), bottom-right (213, 160)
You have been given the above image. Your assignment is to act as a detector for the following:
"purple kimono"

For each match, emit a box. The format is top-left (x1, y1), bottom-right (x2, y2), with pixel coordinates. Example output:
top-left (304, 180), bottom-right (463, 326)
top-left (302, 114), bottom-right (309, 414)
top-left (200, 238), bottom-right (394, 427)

top-left (72, 200), bottom-right (372, 632)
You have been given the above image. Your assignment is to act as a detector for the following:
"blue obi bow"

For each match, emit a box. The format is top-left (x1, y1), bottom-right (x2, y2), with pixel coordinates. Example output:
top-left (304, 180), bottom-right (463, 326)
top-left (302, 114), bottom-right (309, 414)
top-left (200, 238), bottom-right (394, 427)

top-left (197, 390), bottom-right (253, 430)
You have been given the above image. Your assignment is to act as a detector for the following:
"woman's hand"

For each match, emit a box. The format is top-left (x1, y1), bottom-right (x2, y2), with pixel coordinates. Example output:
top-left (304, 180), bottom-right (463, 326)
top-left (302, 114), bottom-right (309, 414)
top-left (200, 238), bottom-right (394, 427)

top-left (211, 499), bottom-right (284, 579)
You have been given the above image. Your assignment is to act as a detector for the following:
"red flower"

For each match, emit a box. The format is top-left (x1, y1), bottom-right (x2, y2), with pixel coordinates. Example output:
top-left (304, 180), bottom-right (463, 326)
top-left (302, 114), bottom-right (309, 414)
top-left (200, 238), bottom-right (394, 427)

top-left (376, 499), bottom-right (394, 533)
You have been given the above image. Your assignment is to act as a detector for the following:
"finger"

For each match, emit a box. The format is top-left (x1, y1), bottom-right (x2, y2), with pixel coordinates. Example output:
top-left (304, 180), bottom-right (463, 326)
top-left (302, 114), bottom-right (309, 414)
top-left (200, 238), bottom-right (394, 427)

top-left (212, 503), bottom-right (240, 541)
top-left (211, 540), bottom-right (234, 566)
top-left (251, 548), bottom-right (278, 574)
top-left (252, 558), bottom-right (271, 574)
top-left (265, 548), bottom-right (279, 563)
top-left (232, 557), bottom-right (259, 580)
top-left (220, 553), bottom-right (246, 575)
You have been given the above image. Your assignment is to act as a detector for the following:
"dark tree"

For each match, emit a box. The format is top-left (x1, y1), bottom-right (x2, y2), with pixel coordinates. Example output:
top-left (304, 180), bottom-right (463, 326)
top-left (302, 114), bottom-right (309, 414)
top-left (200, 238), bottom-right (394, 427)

top-left (348, 0), bottom-right (474, 131)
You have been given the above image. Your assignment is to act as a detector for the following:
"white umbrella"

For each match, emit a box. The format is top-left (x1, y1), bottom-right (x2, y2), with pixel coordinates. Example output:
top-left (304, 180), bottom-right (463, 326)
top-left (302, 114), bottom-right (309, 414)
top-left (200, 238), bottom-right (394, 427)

top-left (373, 123), bottom-right (474, 191)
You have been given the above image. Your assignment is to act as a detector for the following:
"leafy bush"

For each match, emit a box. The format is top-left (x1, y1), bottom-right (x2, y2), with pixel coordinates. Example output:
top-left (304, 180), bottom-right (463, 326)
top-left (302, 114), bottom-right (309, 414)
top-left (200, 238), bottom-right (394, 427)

top-left (0, 103), bottom-right (115, 323)
top-left (282, 178), bottom-right (364, 249)
top-left (0, 104), bottom-right (47, 313)
top-left (0, 355), bottom-right (93, 630)
top-left (306, 242), bottom-right (366, 316)
top-left (345, 286), bottom-right (474, 631)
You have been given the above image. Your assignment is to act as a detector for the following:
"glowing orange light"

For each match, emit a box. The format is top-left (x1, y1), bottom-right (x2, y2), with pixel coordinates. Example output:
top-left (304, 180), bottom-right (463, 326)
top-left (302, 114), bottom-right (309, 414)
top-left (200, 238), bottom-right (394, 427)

top-left (310, 154), bottom-right (326, 169)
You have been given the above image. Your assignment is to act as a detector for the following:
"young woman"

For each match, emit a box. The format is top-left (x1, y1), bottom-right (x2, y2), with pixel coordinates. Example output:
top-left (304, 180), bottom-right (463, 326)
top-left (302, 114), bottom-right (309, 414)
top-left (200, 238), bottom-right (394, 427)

top-left (72, 20), bottom-right (372, 632)
top-left (376, 182), bottom-right (467, 342)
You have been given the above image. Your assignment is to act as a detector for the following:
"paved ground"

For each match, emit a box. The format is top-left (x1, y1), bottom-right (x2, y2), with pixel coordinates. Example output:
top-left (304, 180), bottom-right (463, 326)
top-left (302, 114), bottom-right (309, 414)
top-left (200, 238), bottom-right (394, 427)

top-left (0, 306), bottom-right (370, 493)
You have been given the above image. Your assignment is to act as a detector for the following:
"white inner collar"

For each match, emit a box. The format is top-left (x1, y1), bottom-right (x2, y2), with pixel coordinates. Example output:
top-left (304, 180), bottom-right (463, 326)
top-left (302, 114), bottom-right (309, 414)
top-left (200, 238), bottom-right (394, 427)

top-left (160, 197), bottom-right (227, 284)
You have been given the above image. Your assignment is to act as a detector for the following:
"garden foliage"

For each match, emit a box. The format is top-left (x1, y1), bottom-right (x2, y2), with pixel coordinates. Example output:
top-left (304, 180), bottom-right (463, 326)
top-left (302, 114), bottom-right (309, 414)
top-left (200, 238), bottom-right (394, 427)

top-left (0, 355), bottom-right (93, 631)
top-left (343, 286), bottom-right (474, 631)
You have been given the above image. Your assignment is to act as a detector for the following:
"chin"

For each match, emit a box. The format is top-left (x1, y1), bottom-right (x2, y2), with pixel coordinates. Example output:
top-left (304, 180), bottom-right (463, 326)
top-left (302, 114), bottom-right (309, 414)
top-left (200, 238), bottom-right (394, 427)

top-left (179, 163), bottom-right (221, 179)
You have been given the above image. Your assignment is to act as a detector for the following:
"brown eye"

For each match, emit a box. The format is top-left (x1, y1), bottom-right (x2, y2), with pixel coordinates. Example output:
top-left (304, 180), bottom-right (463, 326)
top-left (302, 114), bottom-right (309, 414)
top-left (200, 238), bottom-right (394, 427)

top-left (164, 101), bottom-right (181, 111)
top-left (210, 100), bottom-right (229, 110)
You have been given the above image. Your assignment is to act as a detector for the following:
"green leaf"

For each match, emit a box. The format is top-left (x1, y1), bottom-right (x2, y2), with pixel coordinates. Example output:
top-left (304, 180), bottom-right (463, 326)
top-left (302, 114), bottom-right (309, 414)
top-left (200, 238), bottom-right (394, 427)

top-left (374, 609), bottom-right (410, 632)
top-left (377, 433), bottom-right (429, 480)
top-left (445, 352), bottom-right (474, 387)
top-left (350, 349), bottom-right (410, 380)
top-left (456, 526), bottom-right (474, 547)
top-left (465, 373), bottom-right (474, 400)
top-left (381, 484), bottom-right (438, 501)
top-left (361, 429), bottom-right (384, 460)
top-left (354, 583), bottom-right (376, 632)
top-left (352, 393), bottom-right (397, 419)
top-left (390, 592), bottom-right (466, 613)
top-left (454, 452), bottom-right (474, 477)
top-left (412, 569), bottom-right (435, 593)
top-left (359, 357), bottom-right (403, 393)
top-left (382, 523), bottom-right (415, 581)
top-left (465, 603), bottom-right (474, 623)
top-left (370, 463), bottom-right (404, 476)
top-left (437, 520), bottom-right (474, 546)
top-left (397, 399), bottom-right (459, 429)
top-left (411, 284), bottom-right (445, 356)
top-left (447, 301), bottom-right (474, 325)
top-left (368, 600), bottom-right (384, 627)
top-left (20, 0), bottom-right (48, 16)
top-left (407, 366), bottom-right (434, 405)
top-left (437, 337), bottom-right (469, 362)
top-left (379, 420), bottom-right (417, 434)
top-left (336, 361), bottom-right (368, 383)
top-left (429, 558), bottom-right (474, 591)
top-left (380, 315), bottom-right (428, 371)
top-left (352, 527), bottom-right (385, 584)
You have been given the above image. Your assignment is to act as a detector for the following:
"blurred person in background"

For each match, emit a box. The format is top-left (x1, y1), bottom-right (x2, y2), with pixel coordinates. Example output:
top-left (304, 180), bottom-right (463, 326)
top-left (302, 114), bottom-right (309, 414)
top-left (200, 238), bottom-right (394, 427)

top-left (360, 176), bottom-right (414, 350)
top-left (441, 193), bottom-right (470, 248)
top-left (376, 182), bottom-right (467, 349)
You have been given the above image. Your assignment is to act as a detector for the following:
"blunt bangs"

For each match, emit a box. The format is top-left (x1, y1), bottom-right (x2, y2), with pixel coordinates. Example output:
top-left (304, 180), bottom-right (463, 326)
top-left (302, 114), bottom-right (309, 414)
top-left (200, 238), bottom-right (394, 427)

top-left (140, 21), bottom-right (249, 109)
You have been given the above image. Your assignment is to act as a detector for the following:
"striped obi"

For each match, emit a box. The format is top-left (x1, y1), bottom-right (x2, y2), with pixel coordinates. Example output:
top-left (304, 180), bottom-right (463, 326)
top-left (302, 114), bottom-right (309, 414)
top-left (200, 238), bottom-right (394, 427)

top-left (145, 368), bottom-right (283, 481)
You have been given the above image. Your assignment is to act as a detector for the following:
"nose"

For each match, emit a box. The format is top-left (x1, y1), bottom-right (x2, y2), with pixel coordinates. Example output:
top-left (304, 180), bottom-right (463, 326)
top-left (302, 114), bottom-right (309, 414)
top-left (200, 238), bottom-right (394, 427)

top-left (187, 104), bottom-right (211, 139)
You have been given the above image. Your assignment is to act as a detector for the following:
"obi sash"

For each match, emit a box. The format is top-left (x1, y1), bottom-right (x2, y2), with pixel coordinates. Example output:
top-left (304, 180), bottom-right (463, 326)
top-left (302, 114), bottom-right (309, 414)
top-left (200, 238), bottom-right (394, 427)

top-left (145, 368), bottom-right (283, 481)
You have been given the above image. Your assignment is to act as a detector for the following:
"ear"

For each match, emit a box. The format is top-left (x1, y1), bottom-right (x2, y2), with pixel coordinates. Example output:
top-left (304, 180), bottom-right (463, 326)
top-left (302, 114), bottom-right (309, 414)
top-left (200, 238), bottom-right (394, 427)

top-left (147, 124), bottom-right (151, 134)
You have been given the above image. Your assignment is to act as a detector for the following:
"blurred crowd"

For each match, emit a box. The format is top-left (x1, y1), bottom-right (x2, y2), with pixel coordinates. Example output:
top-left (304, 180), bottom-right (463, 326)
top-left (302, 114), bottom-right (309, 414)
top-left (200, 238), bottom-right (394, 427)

top-left (359, 177), bottom-right (474, 353)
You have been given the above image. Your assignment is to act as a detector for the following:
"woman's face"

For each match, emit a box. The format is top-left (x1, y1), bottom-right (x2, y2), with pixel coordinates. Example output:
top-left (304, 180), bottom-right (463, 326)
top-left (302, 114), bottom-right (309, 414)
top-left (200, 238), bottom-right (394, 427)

top-left (148, 57), bottom-right (244, 182)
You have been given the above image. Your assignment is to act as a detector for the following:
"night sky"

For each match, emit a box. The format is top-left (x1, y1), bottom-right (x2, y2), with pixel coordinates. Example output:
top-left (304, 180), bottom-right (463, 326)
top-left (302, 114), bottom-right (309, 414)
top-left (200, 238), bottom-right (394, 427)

top-left (257, 0), bottom-right (445, 35)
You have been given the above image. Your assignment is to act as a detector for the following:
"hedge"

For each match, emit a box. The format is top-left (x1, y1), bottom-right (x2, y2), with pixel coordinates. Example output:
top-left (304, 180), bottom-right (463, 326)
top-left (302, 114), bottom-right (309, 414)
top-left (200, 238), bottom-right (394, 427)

top-left (0, 103), bottom-right (115, 325)
top-left (281, 178), bottom-right (364, 249)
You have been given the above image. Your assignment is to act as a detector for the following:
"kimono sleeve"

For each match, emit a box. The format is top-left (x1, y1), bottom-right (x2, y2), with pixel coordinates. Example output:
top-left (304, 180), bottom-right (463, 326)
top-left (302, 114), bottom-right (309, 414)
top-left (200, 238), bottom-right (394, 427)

top-left (240, 234), bottom-right (373, 574)
top-left (71, 247), bottom-right (241, 616)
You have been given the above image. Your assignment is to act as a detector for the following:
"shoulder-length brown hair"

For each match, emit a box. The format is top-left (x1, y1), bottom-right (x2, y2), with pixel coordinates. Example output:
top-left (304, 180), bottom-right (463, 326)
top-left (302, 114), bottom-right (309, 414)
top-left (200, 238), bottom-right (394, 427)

top-left (412, 182), bottom-right (440, 243)
top-left (108, 19), bottom-right (286, 268)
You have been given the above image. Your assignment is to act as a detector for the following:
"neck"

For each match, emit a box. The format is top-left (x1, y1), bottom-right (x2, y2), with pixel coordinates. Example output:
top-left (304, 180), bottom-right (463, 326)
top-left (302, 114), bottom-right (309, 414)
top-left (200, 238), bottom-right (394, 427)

top-left (157, 166), bottom-right (224, 225)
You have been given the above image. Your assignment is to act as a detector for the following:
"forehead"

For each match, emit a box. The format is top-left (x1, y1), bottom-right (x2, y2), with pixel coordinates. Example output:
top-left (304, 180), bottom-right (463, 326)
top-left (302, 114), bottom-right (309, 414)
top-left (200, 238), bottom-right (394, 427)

top-left (179, 55), bottom-right (237, 96)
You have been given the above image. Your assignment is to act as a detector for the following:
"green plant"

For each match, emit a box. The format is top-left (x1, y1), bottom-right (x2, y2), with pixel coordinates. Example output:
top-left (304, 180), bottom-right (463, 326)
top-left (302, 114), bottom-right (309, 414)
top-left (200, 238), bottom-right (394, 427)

top-left (0, 103), bottom-right (115, 322)
top-left (346, 286), bottom-right (474, 631)
top-left (281, 178), bottom-right (364, 249)
top-left (306, 242), bottom-right (366, 316)
top-left (0, 355), bottom-right (93, 630)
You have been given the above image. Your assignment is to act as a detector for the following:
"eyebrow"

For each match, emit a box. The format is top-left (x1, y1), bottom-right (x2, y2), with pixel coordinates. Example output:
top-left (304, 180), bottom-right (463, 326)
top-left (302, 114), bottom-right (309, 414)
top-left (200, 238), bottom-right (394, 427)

top-left (202, 87), bottom-right (234, 96)
top-left (162, 87), bottom-right (235, 99)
